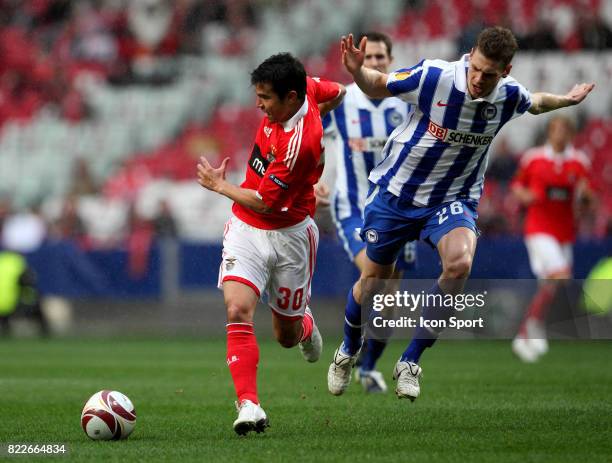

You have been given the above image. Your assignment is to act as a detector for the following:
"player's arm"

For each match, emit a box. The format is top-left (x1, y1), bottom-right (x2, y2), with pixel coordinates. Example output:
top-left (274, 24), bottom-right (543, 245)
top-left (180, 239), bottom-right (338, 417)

top-left (576, 177), bottom-right (596, 211)
top-left (528, 83), bottom-right (595, 115)
top-left (511, 183), bottom-right (537, 206)
top-left (314, 181), bottom-right (330, 208)
top-left (510, 161), bottom-right (537, 206)
top-left (318, 83), bottom-right (346, 117)
top-left (197, 156), bottom-right (272, 214)
top-left (341, 34), bottom-right (392, 99)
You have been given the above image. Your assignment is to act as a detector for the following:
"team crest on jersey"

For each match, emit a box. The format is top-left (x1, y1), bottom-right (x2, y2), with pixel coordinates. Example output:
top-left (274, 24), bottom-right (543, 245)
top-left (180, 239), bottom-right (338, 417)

top-left (264, 126), bottom-right (272, 138)
top-left (225, 257), bottom-right (237, 271)
top-left (393, 70), bottom-right (412, 81)
top-left (267, 145), bottom-right (276, 162)
top-left (481, 103), bottom-right (497, 121)
top-left (387, 110), bottom-right (404, 127)
top-left (365, 229), bottom-right (379, 243)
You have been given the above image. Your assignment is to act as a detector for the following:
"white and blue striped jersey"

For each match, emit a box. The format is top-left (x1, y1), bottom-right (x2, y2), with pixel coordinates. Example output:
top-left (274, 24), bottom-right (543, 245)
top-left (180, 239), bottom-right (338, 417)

top-left (370, 54), bottom-right (532, 207)
top-left (323, 83), bottom-right (412, 221)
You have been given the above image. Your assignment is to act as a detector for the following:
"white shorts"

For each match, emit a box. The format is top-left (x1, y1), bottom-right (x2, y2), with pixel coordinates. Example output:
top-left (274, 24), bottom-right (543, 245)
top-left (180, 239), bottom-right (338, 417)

top-left (525, 233), bottom-right (573, 279)
top-left (218, 215), bottom-right (319, 319)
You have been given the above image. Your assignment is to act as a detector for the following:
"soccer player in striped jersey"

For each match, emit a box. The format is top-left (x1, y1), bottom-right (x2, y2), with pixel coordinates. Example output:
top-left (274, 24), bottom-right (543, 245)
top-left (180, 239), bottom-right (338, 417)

top-left (328, 26), bottom-right (594, 400)
top-left (322, 32), bottom-right (417, 393)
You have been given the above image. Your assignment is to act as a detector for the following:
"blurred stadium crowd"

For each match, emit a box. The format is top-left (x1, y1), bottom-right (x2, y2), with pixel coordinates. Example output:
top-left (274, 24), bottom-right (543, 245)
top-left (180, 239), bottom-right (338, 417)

top-left (0, 0), bottom-right (611, 256)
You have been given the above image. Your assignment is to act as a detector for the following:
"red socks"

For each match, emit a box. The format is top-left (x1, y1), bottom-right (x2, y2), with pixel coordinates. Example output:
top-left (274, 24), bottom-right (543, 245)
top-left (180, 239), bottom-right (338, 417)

top-left (519, 284), bottom-right (556, 335)
top-left (226, 323), bottom-right (259, 404)
top-left (300, 310), bottom-right (314, 342)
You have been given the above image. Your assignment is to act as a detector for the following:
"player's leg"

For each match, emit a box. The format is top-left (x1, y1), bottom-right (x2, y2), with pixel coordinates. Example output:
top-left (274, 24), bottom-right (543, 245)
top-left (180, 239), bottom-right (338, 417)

top-left (356, 241), bottom-right (419, 393)
top-left (401, 227), bottom-right (476, 361)
top-left (331, 209), bottom-right (382, 389)
top-left (352, 247), bottom-right (397, 393)
top-left (223, 281), bottom-right (269, 435)
top-left (394, 201), bottom-right (478, 400)
top-left (330, 187), bottom-right (417, 396)
top-left (268, 220), bottom-right (322, 361)
top-left (513, 234), bottom-right (571, 362)
top-left (218, 217), bottom-right (270, 435)
top-left (328, 254), bottom-right (395, 395)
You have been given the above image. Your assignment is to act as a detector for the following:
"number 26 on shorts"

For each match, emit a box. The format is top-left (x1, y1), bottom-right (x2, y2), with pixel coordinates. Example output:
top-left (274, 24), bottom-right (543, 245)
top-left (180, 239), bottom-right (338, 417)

top-left (436, 201), bottom-right (464, 224)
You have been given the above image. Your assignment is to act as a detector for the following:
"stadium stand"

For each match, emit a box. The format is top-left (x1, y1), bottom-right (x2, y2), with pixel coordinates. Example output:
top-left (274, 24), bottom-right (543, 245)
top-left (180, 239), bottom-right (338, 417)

top-left (0, 0), bottom-right (610, 256)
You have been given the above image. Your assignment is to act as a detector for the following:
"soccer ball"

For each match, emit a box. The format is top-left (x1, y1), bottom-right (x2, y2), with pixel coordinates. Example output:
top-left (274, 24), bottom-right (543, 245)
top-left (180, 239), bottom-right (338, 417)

top-left (81, 390), bottom-right (137, 440)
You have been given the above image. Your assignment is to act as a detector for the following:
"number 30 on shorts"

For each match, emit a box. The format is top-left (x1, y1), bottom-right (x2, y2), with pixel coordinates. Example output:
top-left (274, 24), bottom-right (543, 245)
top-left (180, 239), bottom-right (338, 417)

top-left (277, 287), bottom-right (304, 311)
top-left (436, 201), bottom-right (464, 224)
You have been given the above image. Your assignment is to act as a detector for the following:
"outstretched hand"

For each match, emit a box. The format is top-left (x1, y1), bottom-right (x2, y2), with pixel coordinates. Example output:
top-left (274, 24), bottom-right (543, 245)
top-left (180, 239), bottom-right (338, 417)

top-left (197, 156), bottom-right (229, 192)
top-left (341, 33), bottom-right (366, 75)
top-left (565, 83), bottom-right (595, 105)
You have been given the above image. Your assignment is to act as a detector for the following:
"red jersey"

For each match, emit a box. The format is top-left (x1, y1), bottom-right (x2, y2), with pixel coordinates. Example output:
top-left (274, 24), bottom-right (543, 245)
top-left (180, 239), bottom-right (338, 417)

top-left (512, 145), bottom-right (591, 243)
top-left (233, 77), bottom-right (341, 229)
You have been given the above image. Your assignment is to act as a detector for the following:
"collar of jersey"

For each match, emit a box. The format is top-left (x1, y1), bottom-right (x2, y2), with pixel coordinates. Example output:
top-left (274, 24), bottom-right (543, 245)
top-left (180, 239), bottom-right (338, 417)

top-left (281, 98), bottom-right (308, 132)
top-left (545, 143), bottom-right (573, 159)
top-left (456, 53), bottom-right (502, 103)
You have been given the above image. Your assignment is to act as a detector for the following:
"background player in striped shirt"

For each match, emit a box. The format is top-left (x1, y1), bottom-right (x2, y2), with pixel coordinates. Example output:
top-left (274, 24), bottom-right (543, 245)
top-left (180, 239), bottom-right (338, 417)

top-left (197, 53), bottom-right (345, 434)
top-left (511, 115), bottom-right (594, 363)
top-left (328, 27), bottom-right (594, 401)
top-left (322, 32), bottom-right (417, 393)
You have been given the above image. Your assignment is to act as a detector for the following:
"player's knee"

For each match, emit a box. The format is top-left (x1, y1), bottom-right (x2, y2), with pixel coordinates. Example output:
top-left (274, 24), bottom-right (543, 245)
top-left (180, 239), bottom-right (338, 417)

top-left (444, 253), bottom-right (473, 279)
top-left (226, 303), bottom-right (252, 323)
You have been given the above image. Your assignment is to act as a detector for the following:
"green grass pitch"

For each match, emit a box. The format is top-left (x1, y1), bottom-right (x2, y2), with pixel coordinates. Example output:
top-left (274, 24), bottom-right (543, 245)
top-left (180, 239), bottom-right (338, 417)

top-left (1, 338), bottom-right (611, 462)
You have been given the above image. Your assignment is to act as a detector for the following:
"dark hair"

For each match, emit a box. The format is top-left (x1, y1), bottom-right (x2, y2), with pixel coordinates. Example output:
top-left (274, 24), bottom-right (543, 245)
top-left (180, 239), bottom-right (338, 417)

top-left (475, 26), bottom-right (518, 67)
top-left (250, 53), bottom-right (307, 101)
top-left (361, 31), bottom-right (393, 57)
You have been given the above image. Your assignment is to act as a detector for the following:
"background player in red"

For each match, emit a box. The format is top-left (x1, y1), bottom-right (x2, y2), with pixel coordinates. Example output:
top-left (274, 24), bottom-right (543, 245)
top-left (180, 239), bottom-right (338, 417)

top-left (197, 53), bottom-right (345, 435)
top-left (511, 115), bottom-right (594, 362)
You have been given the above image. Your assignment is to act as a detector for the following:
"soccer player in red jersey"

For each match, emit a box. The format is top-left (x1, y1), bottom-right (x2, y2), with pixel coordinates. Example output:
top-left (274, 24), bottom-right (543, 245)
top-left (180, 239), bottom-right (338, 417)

top-left (511, 115), bottom-right (594, 362)
top-left (197, 53), bottom-right (345, 435)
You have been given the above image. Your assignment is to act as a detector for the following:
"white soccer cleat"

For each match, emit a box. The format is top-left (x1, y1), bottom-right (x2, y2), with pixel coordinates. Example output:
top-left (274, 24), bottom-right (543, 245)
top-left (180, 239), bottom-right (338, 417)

top-left (233, 400), bottom-right (269, 436)
top-left (327, 343), bottom-right (359, 396)
top-left (393, 360), bottom-right (422, 401)
top-left (525, 319), bottom-right (549, 356)
top-left (512, 337), bottom-right (539, 363)
top-left (299, 309), bottom-right (323, 363)
top-left (357, 368), bottom-right (388, 394)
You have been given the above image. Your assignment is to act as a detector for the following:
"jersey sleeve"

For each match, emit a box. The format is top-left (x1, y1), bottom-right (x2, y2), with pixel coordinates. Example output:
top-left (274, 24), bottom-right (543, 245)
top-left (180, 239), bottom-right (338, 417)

top-left (308, 76), bottom-right (342, 104)
top-left (505, 78), bottom-right (532, 121)
top-left (256, 140), bottom-right (316, 211)
top-left (511, 154), bottom-right (532, 188)
top-left (386, 60), bottom-right (426, 104)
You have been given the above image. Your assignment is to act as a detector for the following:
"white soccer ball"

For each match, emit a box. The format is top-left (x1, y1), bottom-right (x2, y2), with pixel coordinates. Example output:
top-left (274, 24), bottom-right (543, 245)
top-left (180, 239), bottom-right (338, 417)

top-left (81, 390), bottom-right (137, 440)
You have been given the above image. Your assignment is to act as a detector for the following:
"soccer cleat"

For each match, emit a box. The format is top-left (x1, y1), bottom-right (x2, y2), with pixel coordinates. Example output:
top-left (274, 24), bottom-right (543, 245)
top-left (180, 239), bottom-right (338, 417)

top-left (327, 343), bottom-right (360, 396)
top-left (233, 400), bottom-right (269, 436)
top-left (393, 360), bottom-right (422, 401)
top-left (299, 309), bottom-right (323, 363)
top-left (525, 318), bottom-right (549, 356)
top-left (512, 337), bottom-right (539, 363)
top-left (356, 368), bottom-right (388, 393)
